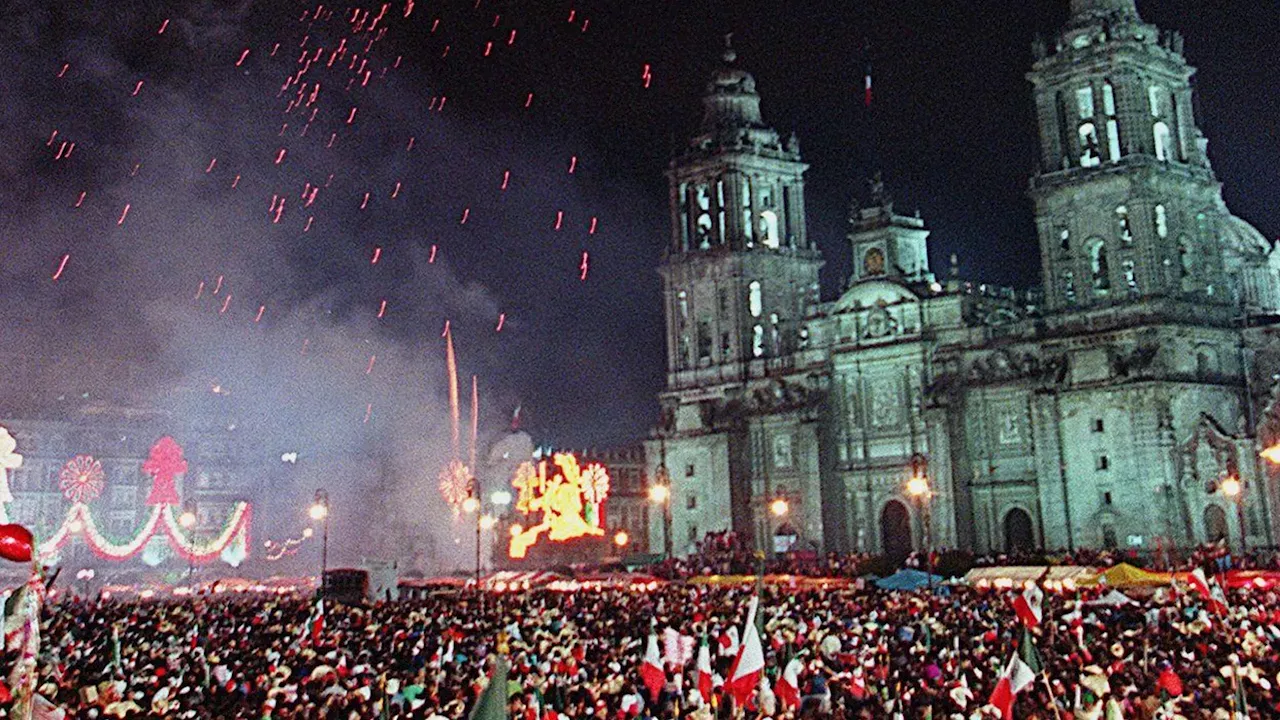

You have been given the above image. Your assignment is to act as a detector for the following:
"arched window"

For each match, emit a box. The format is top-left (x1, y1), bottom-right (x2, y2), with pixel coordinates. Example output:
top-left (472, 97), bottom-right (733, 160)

top-left (1195, 346), bottom-right (1218, 377)
top-left (677, 290), bottom-right (689, 325)
top-left (1148, 86), bottom-right (1163, 117)
top-left (1102, 82), bottom-right (1117, 116)
top-left (1153, 122), bottom-right (1172, 161)
top-left (1204, 505), bottom-right (1228, 542)
top-left (1062, 270), bottom-right (1077, 304)
top-left (759, 210), bottom-right (780, 248)
top-left (751, 325), bottom-right (765, 358)
top-left (748, 281), bottom-right (763, 318)
top-left (1075, 87), bottom-right (1095, 118)
top-left (1087, 239), bottom-right (1110, 290)
top-left (1154, 205), bottom-right (1168, 238)
top-left (1059, 228), bottom-right (1070, 251)
top-left (1102, 81), bottom-right (1121, 161)
top-left (741, 176), bottom-right (753, 244)
top-left (1178, 238), bottom-right (1192, 278)
top-left (1116, 205), bottom-right (1133, 243)
top-left (1078, 122), bottom-right (1101, 167)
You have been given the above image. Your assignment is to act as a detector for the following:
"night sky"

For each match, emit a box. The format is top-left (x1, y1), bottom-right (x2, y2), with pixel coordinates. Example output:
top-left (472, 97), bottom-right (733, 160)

top-left (2, 0), bottom-right (1277, 453)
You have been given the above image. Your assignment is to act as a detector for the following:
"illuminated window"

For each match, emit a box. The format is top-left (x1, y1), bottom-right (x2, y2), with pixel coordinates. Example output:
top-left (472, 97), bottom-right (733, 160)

top-left (748, 281), bottom-right (763, 318)
top-left (752, 325), bottom-right (765, 358)
top-left (759, 210), bottom-right (780, 248)
top-left (1116, 205), bottom-right (1133, 243)
top-left (1078, 123), bottom-right (1100, 167)
top-left (1060, 228), bottom-right (1070, 251)
top-left (1148, 86), bottom-right (1162, 117)
top-left (1087, 239), bottom-right (1110, 291)
top-left (1178, 238), bottom-right (1192, 278)
top-left (1106, 119), bottom-right (1121, 162)
top-left (1075, 87), bottom-right (1095, 118)
top-left (1062, 270), bottom-right (1077, 304)
top-left (1102, 82), bottom-right (1116, 116)
top-left (1153, 122), bottom-right (1172, 161)
top-left (1122, 260), bottom-right (1138, 295)
top-left (677, 290), bottom-right (688, 324)
top-left (1154, 205), bottom-right (1168, 238)
top-left (741, 176), bottom-right (753, 243)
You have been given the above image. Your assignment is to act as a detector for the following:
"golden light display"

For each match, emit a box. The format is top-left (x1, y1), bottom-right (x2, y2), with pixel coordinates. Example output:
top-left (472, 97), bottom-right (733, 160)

top-left (508, 453), bottom-right (609, 559)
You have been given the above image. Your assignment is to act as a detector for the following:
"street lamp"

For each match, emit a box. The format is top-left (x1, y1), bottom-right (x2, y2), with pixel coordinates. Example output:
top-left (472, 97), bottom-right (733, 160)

top-left (906, 454), bottom-right (935, 592)
top-left (1220, 476), bottom-right (1247, 553)
top-left (614, 530), bottom-right (629, 549)
top-left (770, 498), bottom-right (790, 518)
top-left (310, 489), bottom-right (330, 597)
top-left (648, 482), bottom-right (671, 560)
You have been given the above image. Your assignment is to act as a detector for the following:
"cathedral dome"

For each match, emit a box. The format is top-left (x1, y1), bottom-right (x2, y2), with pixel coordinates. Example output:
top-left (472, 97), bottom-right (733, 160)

top-left (700, 44), bottom-right (766, 132)
top-left (1217, 214), bottom-right (1272, 257)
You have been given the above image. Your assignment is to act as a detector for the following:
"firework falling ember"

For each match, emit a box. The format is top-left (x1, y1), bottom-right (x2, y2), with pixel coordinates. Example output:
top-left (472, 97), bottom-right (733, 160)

top-left (445, 325), bottom-right (460, 460)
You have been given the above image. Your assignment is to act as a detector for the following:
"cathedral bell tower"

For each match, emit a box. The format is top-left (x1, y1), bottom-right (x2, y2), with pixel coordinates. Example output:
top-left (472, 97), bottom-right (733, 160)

top-left (1028, 0), bottom-right (1279, 313)
top-left (660, 41), bottom-right (823, 381)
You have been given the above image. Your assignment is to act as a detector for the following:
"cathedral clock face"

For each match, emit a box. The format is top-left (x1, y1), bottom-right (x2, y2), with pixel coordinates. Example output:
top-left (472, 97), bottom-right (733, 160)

top-left (863, 247), bottom-right (885, 276)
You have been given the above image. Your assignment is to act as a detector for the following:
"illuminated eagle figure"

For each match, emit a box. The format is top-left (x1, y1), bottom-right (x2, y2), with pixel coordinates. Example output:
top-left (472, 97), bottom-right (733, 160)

top-left (508, 453), bottom-right (609, 559)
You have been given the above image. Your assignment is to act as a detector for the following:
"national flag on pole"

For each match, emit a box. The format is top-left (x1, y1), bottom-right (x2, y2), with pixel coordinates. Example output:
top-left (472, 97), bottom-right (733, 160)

top-left (468, 656), bottom-right (510, 720)
top-left (718, 627), bottom-right (739, 657)
top-left (726, 595), bottom-right (765, 707)
top-left (1012, 584), bottom-right (1044, 628)
top-left (775, 657), bottom-right (803, 710)
top-left (639, 634), bottom-right (665, 702)
top-left (696, 639), bottom-right (713, 703)
top-left (302, 599), bottom-right (325, 645)
top-left (987, 630), bottom-right (1041, 720)
top-left (1188, 568), bottom-right (1229, 614)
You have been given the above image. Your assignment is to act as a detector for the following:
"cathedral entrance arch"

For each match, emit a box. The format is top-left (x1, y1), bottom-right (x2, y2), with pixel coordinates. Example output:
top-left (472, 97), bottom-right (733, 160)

top-left (1204, 505), bottom-right (1229, 543)
top-left (880, 500), bottom-right (913, 561)
top-left (1004, 508), bottom-right (1035, 553)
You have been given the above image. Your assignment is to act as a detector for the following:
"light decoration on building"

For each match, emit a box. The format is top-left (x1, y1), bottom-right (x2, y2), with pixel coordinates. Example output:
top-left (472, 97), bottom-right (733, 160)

top-left (438, 459), bottom-right (472, 515)
top-left (59, 455), bottom-right (105, 504)
top-left (0, 426), bottom-right (24, 524)
top-left (508, 453), bottom-right (609, 559)
top-left (30, 437), bottom-right (252, 566)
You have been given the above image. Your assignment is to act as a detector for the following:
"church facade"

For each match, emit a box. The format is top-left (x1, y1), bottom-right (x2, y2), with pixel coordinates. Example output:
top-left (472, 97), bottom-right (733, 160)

top-left (647, 0), bottom-right (1280, 558)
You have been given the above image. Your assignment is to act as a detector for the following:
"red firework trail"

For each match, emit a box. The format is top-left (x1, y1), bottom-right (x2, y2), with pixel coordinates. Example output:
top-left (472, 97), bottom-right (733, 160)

top-left (377, 300), bottom-right (387, 318)
top-left (428, 245), bottom-right (437, 263)
top-left (194, 281), bottom-right (204, 300)
top-left (254, 305), bottom-right (265, 323)
top-left (371, 246), bottom-right (382, 264)
top-left (554, 210), bottom-right (563, 230)
top-left (116, 204), bottom-right (131, 225)
top-left (236, 48), bottom-right (250, 66)
top-left (589, 216), bottom-right (598, 234)
top-left (501, 170), bottom-right (510, 190)
top-left (131, 80), bottom-right (144, 96)
top-left (213, 275), bottom-right (223, 294)
top-left (364, 403), bottom-right (373, 424)
top-left (74, 191), bottom-right (86, 208)
top-left (366, 355), bottom-right (376, 374)
top-left (460, 207), bottom-right (469, 224)
top-left (52, 254), bottom-right (69, 281)
top-left (157, 18), bottom-right (169, 34)
top-left (568, 155), bottom-right (577, 173)
top-left (219, 294), bottom-right (232, 314)
top-left (580, 251), bottom-right (589, 280)
top-left (205, 158), bottom-right (217, 173)
top-left (496, 313), bottom-right (505, 332)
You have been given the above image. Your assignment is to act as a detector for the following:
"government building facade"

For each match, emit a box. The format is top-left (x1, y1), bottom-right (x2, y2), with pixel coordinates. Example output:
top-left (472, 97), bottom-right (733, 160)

top-left (647, 0), bottom-right (1280, 558)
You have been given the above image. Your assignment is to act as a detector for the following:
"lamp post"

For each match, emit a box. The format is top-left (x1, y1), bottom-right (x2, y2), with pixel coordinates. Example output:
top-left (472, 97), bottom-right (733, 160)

top-left (1220, 476), bottom-right (1247, 553)
top-left (310, 489), bottom-right (330, 596)
top-left (178, 501), bottom-right (197, 580)
top-left (769, 497), bottom-right (790, 558)
top-left (648, 483), bottom-right (671, 560)
top-left (906, 454), bottom-right (935, 593)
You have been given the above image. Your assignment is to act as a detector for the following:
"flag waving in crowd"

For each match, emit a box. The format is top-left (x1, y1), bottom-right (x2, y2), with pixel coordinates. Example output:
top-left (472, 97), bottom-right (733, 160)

top-left (988, 629), bottom-right (1042, 720)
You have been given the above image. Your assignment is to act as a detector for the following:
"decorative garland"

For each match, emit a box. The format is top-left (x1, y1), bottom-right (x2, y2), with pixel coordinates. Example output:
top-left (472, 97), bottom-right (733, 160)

top-left (37, 502), bottom-right (252, 565)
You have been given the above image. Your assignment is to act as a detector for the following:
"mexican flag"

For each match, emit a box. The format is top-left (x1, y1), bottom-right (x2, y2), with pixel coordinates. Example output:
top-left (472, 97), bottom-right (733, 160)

top-left (775, 657), bottom-right (803, 710)
top-left (726, 596), bottom-right (764, 707)
top-left (639, 634), bottom-right (665, 702)
top-left (1011, 584), bottom-right (1043, 628)
top-left (696, 638), bottom-right (713, 703)
top-left (988, 629), bottom-right (1042, 720)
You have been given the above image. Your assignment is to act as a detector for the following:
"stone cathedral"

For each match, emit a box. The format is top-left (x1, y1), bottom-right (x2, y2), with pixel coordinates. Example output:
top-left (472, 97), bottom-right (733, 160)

top-left (646, 0), bottom-right (1280, 558)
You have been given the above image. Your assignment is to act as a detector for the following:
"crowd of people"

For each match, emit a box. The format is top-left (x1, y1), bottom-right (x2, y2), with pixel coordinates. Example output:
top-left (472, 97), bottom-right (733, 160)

top-left (2, 553), bottom-right (1278, 720)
